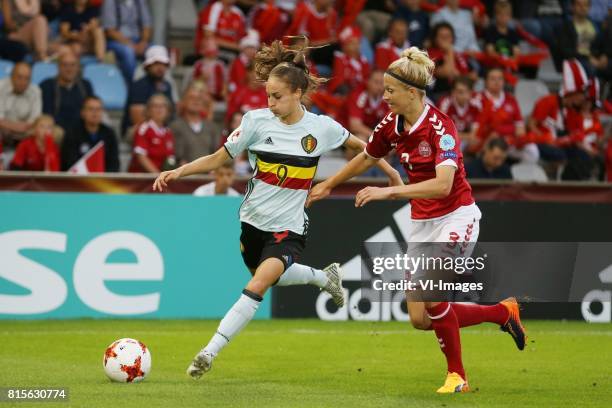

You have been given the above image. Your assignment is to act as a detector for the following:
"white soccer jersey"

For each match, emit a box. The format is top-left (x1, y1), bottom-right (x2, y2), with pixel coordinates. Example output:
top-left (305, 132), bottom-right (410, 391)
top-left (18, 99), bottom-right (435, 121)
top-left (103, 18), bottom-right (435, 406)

top-left (224, 107), bottom-right (349, 234)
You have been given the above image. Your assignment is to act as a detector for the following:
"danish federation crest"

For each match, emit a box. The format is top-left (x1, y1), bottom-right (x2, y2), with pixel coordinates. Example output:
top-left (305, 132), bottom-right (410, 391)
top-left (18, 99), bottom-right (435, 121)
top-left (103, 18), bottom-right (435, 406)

top-left (439, 134), bottom-right (456, 151)
top-left (418, 141), bottom-right (432, 157)
top-left (301, 134), bottom-right (318, 154)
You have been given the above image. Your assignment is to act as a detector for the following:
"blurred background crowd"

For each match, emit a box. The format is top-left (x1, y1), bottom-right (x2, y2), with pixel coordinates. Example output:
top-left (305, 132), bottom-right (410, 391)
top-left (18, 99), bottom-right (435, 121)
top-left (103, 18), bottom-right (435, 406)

top-left (0, 0), bottom-right (611, 187)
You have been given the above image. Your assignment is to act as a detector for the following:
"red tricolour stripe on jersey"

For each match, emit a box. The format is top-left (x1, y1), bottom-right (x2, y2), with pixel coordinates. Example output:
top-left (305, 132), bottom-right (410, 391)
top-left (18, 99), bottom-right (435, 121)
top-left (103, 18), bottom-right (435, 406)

top-left (255, 171), bottom-right (313, 190)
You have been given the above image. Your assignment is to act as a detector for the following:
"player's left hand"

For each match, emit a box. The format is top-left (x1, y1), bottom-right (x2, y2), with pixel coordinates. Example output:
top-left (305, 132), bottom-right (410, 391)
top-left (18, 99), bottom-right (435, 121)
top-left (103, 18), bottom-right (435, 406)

top-left (355, 186), bottom-right (393, 207)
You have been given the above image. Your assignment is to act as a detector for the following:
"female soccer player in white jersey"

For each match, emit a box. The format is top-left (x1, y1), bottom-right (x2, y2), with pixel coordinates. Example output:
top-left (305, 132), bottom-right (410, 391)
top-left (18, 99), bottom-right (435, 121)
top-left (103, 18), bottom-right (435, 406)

top-left (307, 47), bottom-right (527, 393)
top-left (152, 38), bottom-right (402, 379)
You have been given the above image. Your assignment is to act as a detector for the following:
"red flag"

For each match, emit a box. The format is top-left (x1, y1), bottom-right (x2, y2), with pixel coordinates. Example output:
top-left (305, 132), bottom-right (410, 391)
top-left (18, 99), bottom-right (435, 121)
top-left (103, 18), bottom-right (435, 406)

top-left (69, 141), bottom-right (105, 174)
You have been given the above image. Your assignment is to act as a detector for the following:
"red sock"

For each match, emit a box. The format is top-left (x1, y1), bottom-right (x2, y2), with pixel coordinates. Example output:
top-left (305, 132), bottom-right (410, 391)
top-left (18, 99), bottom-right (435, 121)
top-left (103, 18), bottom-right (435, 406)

top-left (426, 302), bottom-right (465, 380)
top-left (451, 303), bottom-right (509, 327)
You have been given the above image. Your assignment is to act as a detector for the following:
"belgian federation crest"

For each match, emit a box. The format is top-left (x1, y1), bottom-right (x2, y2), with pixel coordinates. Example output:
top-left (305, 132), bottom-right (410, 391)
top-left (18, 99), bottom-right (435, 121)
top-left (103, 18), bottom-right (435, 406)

top-left (301, 134), bottom-right (318, 154)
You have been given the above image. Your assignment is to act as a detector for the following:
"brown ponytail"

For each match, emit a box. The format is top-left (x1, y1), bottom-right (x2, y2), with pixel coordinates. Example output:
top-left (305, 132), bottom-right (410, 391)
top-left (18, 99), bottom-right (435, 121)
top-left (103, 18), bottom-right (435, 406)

top-left (254, 36), bottom-right (326, 99)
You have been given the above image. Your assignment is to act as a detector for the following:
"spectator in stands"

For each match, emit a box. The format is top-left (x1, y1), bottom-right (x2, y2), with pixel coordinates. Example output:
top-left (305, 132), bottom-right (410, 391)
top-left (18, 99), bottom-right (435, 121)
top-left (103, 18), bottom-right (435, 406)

top-left (227, 30), bottom-right (260, 94)
top-left (518, 0), bottom-right (564, 58)
top-left (170, 84), bottom-right (221, 165)
top-left (60, 96), bottom-right (119, 172)
top-left (3, 0), bottom-right (51, 61)
top-left (438, 76), bottom-right (480, 154)
top-left (225, 61), bottom-right (267, 124)
top-left (128, 93), bottom-right (175, 173)
top-left (484, 1), bottom-right (521, 66)
top-left (427, 22), bottom-right (476, 100)
top-left (355, 0), bottom-right (395, 44)
top-left (102, 0), bottom-right (152, 82)
top-left (248, 0), bottom-right (286, 45)
top-left (344, 69), bottom-right (388, 141)
top-left (193, 161), bottom-right (240, 196)
top-left (590, 14), bottom-right (612, 82)
top-left (191, 38), bottom-right (227, 101)
top-left (375, 18), bottom-right (410, 70)
top-left (0, 37), bottom-right (29, 62)
top-left (123, 45), bottom-right (174, 136)
top-left (10, 114), bottom-right (60, 171)
top-left (393, 0), bottom-right (429, 48)
top-left (286, 0), bottom-right (338, 65)
top-left (328, 25), bottom-right (371, 96)
top-left (474, 67), bottom-right (538, 163)
top-left (0, 62), bottom-right (41, 144)
top-left (195, 0), bottom-right (246, 59)
top-left (555, 0), bottom-right (599, 73)
top-left (59, 0), bottom-right (106, 61)
top-left (430, 0), bottom-right (480, 54)
top-left (465, 137), bottom-right (512, 179)
top-left (40, 50), bottom-right (94, 133)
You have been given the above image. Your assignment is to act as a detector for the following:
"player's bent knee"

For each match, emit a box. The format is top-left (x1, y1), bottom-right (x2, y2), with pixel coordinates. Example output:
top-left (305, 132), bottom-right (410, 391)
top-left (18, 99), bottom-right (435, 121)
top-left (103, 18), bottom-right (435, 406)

top-left (410, 317), bottom-right (430, 330)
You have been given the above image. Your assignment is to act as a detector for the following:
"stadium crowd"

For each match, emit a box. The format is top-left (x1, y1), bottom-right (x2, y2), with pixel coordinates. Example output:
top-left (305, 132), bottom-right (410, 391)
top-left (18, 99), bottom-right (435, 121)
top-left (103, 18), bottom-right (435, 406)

top-left (0, 0), bottom-right (610, 183)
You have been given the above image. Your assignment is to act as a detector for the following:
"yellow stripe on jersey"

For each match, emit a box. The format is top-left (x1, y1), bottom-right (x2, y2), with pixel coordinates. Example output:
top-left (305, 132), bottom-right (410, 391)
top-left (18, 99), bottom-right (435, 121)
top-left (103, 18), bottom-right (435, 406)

top-left (256, 159), bottom-right (317, 180)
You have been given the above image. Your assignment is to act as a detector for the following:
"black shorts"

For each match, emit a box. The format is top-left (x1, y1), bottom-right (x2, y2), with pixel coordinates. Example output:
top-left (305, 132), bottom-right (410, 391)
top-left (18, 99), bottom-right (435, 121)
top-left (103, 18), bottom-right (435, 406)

top-left (239, 222), bottom-right (306, 271)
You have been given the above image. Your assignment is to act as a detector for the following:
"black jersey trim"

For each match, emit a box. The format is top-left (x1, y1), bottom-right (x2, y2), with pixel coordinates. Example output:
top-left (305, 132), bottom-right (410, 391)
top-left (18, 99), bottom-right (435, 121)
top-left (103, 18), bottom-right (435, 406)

top-left (251, 150), bottom-right (320, 168)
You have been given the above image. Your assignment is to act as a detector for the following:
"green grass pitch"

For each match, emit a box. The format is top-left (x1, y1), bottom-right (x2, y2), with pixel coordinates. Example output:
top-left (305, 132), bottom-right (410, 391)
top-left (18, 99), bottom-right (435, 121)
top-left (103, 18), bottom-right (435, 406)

top-left (0, 319), bottom-right (610, 407)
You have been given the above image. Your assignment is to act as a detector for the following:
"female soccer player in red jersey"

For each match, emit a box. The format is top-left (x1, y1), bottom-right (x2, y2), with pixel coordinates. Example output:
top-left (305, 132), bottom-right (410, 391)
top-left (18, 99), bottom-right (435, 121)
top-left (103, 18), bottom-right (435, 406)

top-left (308, 46), bottom-right (527, 393)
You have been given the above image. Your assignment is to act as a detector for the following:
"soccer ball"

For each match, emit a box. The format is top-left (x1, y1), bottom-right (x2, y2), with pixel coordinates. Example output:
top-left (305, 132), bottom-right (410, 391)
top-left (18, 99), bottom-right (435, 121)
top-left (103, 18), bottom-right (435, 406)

top-left (103, 338), bottom-right (151, 383)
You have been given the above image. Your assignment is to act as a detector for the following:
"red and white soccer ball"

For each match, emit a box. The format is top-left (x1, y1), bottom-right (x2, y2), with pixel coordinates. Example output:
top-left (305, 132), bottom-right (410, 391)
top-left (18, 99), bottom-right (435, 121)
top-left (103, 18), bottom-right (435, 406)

top-left (103, 338), bottom-right (151, 383)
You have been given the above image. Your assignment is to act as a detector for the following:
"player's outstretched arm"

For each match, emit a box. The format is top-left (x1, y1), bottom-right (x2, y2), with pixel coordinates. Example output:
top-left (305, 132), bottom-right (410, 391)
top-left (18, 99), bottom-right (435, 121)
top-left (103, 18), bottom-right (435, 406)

top-left (152, 147), bottom-right (231, 192)
top-left (355, 165), bottom-right (455, 207)
top-left (343, 134), bottom-right (402, 185)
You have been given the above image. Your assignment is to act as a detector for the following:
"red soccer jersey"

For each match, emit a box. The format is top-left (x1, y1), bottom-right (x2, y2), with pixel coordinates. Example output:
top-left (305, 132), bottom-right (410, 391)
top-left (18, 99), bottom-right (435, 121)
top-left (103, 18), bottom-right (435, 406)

top-left (11, 135), bottom-right (60, 172)
top-left (195, 1), bottom-right (246, 53)
top-left (345, 88), bottom-right (389, 128)
top-left (374, 38), bottom-right (410, 70)
top-left (473, 91), bottom-right (523, 140)
top-left (286, 0), bottom-right (337, 43)
top-left (192, 58), bottom-right (226, 100)
top-left (228, 53), bottom-right (249, 93)
top-left (129, 121), bottom-right (175, 172)
top-left (225, 85), bottom-right (268, 123)
top-left (365, 104), bottom-right (474, 219)
top-left (437, 95), bottom-right (480, 133)
top-left (328, 51), bottom-right (370, 95)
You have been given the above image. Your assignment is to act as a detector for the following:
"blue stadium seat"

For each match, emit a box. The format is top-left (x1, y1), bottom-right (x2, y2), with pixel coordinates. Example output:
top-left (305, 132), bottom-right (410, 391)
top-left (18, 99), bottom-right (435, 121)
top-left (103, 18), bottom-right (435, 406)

top-left (84, 63), bottom-right (127, 110)
top-left (0, 59), bottom-right (14, 80)
top-left (31, 62), bottom-right (58, 85)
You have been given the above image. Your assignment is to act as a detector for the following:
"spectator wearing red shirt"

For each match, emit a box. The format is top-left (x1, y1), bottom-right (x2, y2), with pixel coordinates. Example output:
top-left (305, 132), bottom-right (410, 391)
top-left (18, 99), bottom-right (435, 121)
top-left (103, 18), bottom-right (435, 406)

top-left (227, 30), bottom-right (260, 94)
top-left (129, 94), bottom-right (175, 173)
top-left (225, 62), bottom-right (267, 125)
top-left (191, 39), bottom-right (227, 101)
top-left (375, 18), bottom-right (410, 70)
top-left (427, 22), bottom-right (476, 100)
top-left (286, 0), bottom-right (337, 46)
top-left (286, 0), bottom-right (338, 65)
top-left (328, 25), bottom-right (370, 96)
top-left (437, 76), bottom-right (480, 153)
top-left (248, 0), bottom-right (287, 44)
top-left (473, 67), bottom-right (537, 162)
top-left (344, 70), bottom-right (388, 140)
top-left (10, 115), bottom-right (60, 172)
top-left (195, 0), bottom-right (246, 56)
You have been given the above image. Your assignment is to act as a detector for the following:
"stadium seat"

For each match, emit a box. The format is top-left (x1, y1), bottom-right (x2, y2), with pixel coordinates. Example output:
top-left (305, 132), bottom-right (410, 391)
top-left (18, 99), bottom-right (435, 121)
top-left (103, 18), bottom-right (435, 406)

top-left (515, 79), bottom-right (549, 118)
top-left (84, 63), bottom-right (127, 110)
top-left (511, 162), bottom-right (548, 182)
top-left (80, 55), bottom-right (99, 67)
top-left (0, 59), bottom-right (14, 80)
top-left (168, 0), bottom-right (197, 33)
top-left (31, 62), bottom-right (58, 85)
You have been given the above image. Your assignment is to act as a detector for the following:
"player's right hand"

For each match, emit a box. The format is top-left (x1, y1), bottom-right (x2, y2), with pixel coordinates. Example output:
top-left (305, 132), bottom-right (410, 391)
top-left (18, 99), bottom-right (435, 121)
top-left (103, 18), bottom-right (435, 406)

top-left (306, 182), bottom-right (331, 208)
top-left (152, 169), bottom-right (181, 192)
